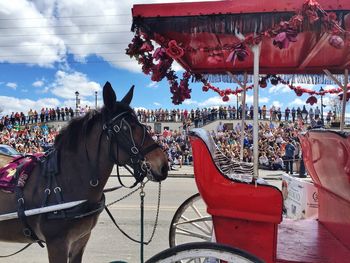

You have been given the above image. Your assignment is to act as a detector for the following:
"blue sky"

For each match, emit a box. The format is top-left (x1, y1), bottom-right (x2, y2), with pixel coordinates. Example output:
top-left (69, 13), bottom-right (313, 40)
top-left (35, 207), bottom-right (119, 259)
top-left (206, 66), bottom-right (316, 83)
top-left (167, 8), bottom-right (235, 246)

top-left (0, 0), bottom-right (344, 116)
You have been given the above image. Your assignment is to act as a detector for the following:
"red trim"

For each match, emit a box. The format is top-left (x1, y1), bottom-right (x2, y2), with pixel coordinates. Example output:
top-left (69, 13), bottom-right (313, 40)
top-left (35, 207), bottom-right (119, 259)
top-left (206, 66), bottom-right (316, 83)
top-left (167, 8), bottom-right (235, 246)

top-left (132, 0), bottom-right (350, 18)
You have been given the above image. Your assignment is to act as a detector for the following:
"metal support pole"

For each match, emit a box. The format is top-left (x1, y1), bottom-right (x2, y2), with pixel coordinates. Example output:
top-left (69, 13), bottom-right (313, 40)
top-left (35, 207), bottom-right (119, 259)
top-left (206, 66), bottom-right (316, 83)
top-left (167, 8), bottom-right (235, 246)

top-left (341, 69), bottom-right (349, 131)
top-left (95, 91), bottom-right (98, 109)
top-left (252, 45), bottom-right (260, 178)
top-left (140, 185), bottom-right (145, 263)
top-left (321, 95), bottom-right (324, 123)
top-left (240, 73), bottom-right (247, 161)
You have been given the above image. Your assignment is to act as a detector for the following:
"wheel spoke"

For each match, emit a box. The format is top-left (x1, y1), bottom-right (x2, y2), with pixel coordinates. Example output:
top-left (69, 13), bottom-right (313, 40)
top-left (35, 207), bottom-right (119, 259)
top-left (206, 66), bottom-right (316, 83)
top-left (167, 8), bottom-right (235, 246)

top-left (190, 204), bottom-right (212, 232)
top-left (177, 215), bottom-right (212, 236)
top-left (176, 227), bottom-right (211, 240)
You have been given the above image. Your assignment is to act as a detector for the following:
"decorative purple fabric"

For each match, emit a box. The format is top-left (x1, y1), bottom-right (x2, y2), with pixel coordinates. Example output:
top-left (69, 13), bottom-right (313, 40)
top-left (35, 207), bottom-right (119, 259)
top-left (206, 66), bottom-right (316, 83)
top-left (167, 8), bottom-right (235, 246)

top-left (0, 154), bottom-right (43, 192)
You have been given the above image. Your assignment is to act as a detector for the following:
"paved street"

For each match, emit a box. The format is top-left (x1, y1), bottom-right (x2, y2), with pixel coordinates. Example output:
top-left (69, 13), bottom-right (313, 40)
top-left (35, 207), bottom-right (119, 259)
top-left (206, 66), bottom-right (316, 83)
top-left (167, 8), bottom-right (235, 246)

top-left (0, 166), bottom-right (284, 263)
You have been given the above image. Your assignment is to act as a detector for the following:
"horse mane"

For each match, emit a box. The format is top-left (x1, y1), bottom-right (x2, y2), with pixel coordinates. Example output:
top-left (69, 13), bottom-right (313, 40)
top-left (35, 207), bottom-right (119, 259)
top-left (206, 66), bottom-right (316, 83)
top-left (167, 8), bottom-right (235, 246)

top-left (54, 109), bottom-right (104, 152)
top-left (54, 102), bottom-right (134, 152)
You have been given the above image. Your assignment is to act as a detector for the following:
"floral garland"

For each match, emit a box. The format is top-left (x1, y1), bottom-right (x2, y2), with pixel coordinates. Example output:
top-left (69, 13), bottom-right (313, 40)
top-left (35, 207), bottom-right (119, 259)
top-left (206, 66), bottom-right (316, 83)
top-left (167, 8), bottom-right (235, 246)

top-left (127, 0), bottom-right (350, 105)
top-left (126, 32), bottom-right (191, 104)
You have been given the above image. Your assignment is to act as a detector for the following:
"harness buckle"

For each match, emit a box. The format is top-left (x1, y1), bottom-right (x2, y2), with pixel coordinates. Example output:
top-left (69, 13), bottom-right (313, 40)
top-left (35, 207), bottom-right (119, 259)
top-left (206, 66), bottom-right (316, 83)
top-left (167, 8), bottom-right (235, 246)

top-left (17, 198), bottom-right (24, 205)
top-left (141, 161), bottom-right (151, 172)
top-left (113, 125), bottom-right (121, 133)
top-left (44, 188), bottom-right (51, 195)
top-left (131, 146), bottom-right (139, 155)
top-left (23, 228), bottom-right (32, 237)
top-left (90, 179), bottom-right (99, 187)
top-left (53, 187), bottom-right (61, 193)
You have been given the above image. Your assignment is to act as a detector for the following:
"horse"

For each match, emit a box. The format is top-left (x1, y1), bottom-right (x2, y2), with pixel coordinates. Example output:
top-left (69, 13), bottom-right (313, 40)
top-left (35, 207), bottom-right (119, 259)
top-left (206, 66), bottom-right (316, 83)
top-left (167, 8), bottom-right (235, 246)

top-left (0, 153), bottom-right (14, 168)
top-left (0, 82), bottom-right (169, 263)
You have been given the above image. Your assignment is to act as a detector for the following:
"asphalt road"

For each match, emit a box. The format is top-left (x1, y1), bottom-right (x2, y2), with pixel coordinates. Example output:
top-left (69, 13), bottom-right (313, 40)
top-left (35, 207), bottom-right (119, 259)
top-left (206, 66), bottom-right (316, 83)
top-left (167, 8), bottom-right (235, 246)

top-left (0, 167), bottom-right (283, 263)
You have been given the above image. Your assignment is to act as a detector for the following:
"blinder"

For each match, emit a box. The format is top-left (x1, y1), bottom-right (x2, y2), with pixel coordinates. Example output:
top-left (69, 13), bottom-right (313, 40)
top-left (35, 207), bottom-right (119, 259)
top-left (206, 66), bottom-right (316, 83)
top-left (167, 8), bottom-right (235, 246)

top-left (103, 111), bottom-right (161, 184)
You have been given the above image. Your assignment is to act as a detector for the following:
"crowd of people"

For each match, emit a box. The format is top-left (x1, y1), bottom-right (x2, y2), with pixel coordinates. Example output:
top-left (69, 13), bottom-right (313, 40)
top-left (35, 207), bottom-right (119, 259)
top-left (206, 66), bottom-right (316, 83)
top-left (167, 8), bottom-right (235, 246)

top-left (0, 105), bottom-right (94, 127)
top-left (212, 120), bottom-right (305, 174)
top-left (0, 123), bottom-right (59, 155)
top-left (135, 105), bottom-right (337, 126)
top-left (0, 103), bottom-right (322, 176)
top-left (0, 103), bottom-right (337, 129)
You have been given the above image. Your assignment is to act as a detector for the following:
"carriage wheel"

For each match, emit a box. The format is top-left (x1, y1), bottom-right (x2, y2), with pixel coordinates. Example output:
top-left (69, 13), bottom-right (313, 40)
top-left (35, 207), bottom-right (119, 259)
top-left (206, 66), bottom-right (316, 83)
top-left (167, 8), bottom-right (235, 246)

top-left (169, 193), bottom-right (212, 247)
top-left (146, 242), bottom-right (264, 263)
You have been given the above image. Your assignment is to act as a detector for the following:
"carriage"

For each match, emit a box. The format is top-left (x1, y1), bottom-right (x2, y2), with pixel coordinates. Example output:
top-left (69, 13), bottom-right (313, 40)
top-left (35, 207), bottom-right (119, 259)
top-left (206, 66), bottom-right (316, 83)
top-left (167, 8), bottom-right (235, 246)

top-left (0, 0), bottom-right (350, 262)
top-left (130, 0), bottom-right (350, 262)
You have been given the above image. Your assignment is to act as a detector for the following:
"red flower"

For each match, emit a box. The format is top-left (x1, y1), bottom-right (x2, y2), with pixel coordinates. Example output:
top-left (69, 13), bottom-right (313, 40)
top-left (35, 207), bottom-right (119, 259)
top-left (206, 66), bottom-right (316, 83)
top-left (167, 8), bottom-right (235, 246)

top-left (202, 85), bottom-right (209, 92)
top-left (140, 41), bottom-right (154, 52)
top-left (225, 88), bottom-right (232, 95)
top-left (306, 96), bottom-right (318, 105)
top-left (153, 47), bottom-right (166, 61)
top-left (259, 79), bottom-right (267, 88)
top-left (294, 87), bottom-right (304, 97)
top-left (166, 40), bottom-right (184, 59)
top-left (222, 95), bottom-right (229, 102)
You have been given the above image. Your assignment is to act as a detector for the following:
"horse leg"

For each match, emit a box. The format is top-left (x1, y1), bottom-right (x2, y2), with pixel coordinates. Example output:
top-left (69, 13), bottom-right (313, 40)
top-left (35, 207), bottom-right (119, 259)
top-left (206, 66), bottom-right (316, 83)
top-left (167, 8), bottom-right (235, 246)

top-left (68, 232), bottom-right (91, 263)
top-left (46, 238), bottom-right (70, 263)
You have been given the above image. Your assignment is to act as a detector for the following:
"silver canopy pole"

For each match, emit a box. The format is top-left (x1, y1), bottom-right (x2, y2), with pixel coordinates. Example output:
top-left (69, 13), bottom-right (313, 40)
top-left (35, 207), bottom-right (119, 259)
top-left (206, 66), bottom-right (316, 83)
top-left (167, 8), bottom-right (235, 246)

top-left (252, 45), bottom-right (261, 178)
top-left (240, 75), bottom-right (247, 161)
top-left (341, 69), bottom-right (348, 131)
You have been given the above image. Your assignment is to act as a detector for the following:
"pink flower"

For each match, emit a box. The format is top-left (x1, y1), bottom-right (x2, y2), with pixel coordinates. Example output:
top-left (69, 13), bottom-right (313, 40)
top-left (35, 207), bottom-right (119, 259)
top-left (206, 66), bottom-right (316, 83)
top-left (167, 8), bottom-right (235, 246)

top-left (166, 40), bottom-right (184, 59)
top-left (226, 43), bottom-right (248, 65)
top-left (273, 29), bottom-right (298, 49)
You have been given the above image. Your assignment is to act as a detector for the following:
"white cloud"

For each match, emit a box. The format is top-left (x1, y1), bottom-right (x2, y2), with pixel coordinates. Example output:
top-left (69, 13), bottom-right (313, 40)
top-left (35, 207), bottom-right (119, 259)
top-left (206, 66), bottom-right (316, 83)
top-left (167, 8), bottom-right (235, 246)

top-left (183, 99), bottom-right (198, 105)
top-left (147, 82), bottom-right (159, 88)
top-left (289, 98), bottom-right (305, 106)
top-left (0, 1), bottom-right (66, 66)
top-left (50, 70), bottom-right (101, 99)
top-left (268, 83), bottom-right (291, 94)
top-left (153, 102), bottom-right (161, 106)
top-left (0, 96), bottom-right (60, 115)
top-left (323, 85), bottom-right (337, 90)
top-left (198, 95), bottom-right (232, 107)
top-left (245, 94), bottom-right (269, 104)
top-left (32, 80), bottom-right (44, 87)
top-left (6, 82), bottom-right (17, 89)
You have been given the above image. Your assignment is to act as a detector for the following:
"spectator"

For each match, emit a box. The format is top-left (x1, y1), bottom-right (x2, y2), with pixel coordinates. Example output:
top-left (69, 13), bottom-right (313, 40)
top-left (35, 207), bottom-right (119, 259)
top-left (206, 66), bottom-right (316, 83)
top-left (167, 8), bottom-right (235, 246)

top-left (284, 139), bottom-right (296, 175)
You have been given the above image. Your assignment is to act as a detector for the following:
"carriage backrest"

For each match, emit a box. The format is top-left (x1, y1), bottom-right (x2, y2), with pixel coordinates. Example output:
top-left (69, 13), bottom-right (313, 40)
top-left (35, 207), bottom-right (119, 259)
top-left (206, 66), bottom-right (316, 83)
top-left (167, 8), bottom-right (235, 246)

top-left (190, 128), bottom-right (254, 183)
top-left (300, 130), bottom-right (350, 248)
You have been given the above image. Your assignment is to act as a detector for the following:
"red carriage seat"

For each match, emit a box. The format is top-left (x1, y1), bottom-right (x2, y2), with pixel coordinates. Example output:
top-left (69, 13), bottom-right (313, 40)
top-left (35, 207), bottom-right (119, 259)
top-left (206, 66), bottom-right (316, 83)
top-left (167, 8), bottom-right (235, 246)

top-left (299, 130), bottom-right (350, 250)
top-left (189, 129), bottom-right (283, 263)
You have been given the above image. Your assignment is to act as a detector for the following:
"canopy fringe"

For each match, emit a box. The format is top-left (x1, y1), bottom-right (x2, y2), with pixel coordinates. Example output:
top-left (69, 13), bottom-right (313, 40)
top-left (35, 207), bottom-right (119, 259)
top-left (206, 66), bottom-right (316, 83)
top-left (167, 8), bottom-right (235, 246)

top-left (199, 74), bottom-right (348, 85)
top-left (132, 11), bottom-right (349, 35)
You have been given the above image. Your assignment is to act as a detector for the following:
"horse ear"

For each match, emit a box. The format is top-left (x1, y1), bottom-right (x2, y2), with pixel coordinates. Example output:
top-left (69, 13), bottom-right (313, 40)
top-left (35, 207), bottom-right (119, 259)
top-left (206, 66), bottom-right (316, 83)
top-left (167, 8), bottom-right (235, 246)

top-left (121, 85), bottom-right (134, 105)
top-left (103, 81), bottom-right (116, 110)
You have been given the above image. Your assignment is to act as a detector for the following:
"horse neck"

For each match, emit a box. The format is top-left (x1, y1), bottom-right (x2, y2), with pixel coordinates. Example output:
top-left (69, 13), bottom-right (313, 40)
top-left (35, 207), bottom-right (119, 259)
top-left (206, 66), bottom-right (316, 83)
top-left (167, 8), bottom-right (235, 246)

top-left (59, 126), bottom-right (113, 202)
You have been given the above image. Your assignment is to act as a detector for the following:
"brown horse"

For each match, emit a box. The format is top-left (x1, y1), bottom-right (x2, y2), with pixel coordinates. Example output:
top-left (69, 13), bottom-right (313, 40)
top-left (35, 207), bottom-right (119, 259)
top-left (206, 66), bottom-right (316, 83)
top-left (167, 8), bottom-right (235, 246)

top-left (0, 82), bottom-right (168, 262)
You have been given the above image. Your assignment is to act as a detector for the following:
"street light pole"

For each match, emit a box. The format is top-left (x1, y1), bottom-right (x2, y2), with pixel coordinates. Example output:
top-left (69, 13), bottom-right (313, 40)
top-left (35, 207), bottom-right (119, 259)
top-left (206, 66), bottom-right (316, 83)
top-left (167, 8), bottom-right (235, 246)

top-left (236, 92), bottom-right (241, 119)
top-left (95, 91), bottom-right (98, 109)
top-left (319, 87), bottom-right (324, 124)
top-left (75, 91), bottom-right (79, 117)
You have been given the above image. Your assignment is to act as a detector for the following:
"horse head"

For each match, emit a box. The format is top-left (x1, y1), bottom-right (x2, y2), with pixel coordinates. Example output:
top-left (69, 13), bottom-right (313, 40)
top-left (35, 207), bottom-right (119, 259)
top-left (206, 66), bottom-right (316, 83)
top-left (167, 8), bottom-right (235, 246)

top-left (102, 82), bottom-right (168, 182)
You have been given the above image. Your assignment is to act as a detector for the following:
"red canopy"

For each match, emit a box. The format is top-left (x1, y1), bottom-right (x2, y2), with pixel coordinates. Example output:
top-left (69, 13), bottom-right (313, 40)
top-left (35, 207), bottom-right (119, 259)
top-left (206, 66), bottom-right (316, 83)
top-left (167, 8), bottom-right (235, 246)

top-left (131, 0), bottom-right (350, 76)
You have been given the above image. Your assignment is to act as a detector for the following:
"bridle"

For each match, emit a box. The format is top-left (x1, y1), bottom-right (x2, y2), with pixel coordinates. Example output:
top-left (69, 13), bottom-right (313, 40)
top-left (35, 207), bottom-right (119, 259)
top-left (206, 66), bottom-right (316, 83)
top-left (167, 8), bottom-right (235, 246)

top-left (87, 110), bottom-right (161, 188)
